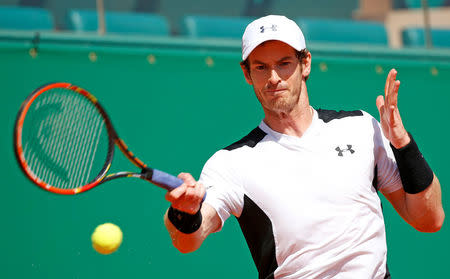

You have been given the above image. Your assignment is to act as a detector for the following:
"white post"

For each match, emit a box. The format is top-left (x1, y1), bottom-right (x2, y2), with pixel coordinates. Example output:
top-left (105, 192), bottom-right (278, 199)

top-left (96, 0), bottom-right (106, 35)
top-left (421, 0), bottom-right (433, 48)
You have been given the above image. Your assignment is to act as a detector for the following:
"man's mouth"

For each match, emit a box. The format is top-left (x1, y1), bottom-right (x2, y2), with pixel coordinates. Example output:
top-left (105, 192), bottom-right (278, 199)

top-left (266, 88), bottom-right (287, 95)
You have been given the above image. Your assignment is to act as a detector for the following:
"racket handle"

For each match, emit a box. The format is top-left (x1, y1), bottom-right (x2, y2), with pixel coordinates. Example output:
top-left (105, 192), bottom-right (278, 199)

top-left (147, 169), bottom-right (207, 201)
top-left (151, 169), bottom-right (184, 191)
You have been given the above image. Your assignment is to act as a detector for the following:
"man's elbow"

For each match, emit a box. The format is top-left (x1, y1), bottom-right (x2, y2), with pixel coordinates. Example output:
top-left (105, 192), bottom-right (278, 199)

top-left (176, 245), bottom-right (197, 254)
top-left (415, 210), bottom-right (445, 233)
top-left (171, 235), bottom-right (202, 254)
top-left (172, 240), bottom-right (201, 254)
top-left (429, 210), bottom-right (445, 232)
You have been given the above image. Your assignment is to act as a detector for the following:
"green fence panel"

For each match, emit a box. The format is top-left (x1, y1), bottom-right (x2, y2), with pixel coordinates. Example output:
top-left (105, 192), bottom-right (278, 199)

top-left (1, 32), bottom-right (449, 279)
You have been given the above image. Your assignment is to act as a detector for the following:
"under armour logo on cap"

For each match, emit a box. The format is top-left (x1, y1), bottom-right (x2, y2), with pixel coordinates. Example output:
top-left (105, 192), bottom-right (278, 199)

top-left (260, 24), bottom-right (277, 33)
top-left (241, 15), bottom-right (306, 60)
top-left (335, 145), bottom-right (355, 156)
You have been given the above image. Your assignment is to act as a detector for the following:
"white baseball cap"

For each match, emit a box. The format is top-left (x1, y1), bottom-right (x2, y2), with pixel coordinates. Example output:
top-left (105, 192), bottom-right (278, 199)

top-left (241, 15), bottom-right (306, 61)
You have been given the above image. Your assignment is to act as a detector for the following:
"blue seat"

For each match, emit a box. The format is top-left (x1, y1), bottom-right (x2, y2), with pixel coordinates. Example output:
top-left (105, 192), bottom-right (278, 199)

top-left (65, 9), bottom-right (170, 36)
top-left (402, 28), bottom-right (450, 48)
top-left (45, 0), bottom-right (138, 30)
top-left (404, 0), bottom-right (445, 8)
top-left (181, 15), bottom-right (255, 39)
top-left (295, 18), bottom-right (388, 45)
top-left (158, 0), bottom-right (247, 34)
top-left (269, 0), bottom-right (357, 20)
top-left (0, 6), bottom-right (54, 31)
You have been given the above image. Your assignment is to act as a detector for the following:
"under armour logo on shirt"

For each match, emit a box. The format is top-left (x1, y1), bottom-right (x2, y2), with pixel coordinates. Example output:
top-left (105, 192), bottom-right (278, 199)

top-left (335, 145), bottom-right (355, 156)
top-left (260, 24), bottom-right (277, 33)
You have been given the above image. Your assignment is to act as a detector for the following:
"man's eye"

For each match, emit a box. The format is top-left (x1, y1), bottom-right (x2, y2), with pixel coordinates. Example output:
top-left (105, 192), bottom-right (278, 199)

top-left (255, 65), bottom-right (265, 70)
top-left (280, 61), bottom-right (291, 66)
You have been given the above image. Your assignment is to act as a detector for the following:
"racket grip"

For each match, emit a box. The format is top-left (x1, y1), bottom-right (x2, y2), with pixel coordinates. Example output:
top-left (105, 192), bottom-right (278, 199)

top-left (150, 169), bottom-right (207, 201)
top-left (151, 169), bottom-right (184, 191)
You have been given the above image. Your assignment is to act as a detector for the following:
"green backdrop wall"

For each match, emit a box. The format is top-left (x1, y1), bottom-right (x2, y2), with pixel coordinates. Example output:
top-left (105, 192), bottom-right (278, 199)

top-left (1, 32), bottom-right (449, 278)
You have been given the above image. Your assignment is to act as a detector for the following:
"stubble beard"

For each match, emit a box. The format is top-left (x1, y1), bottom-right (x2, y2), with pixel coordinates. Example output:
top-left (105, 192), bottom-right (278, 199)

top-left (256, 88), bottom-right (301, 115)
top-left (271, 93), bottom-right (299, 113)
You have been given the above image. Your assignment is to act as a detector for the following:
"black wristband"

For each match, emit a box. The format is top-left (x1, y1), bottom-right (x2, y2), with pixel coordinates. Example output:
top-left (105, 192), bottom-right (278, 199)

top-left (390, 133), bottom-right (434, 194)
top-left (167, 206), bottom-right (202, 234)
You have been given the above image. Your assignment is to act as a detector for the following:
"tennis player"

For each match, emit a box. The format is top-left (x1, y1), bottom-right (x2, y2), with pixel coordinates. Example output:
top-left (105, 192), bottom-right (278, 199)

top-left (164, 15), bottom-right (444, 278)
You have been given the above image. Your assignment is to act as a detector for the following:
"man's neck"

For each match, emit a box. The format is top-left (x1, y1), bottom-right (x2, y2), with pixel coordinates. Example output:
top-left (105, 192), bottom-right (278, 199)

top-left (263, 104), bottom-right (313, 138)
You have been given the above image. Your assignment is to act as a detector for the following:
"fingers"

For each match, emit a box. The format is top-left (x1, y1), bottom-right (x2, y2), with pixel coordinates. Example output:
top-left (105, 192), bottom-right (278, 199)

top-left (166, 172), bottom-right (197, 200)
top-left (382, 69), bottom-right (401, 125)
top-left (178, 172), bottom-right (196, 187)
top-left (376, 95), bottom-right (385, 114)
top-left (384, 69), bottom-right (393, 99)
top-left (385, 69), bottom-right (395, 105)
top-left (165, 172), bottom-right (205, 214)
top-left (378, 69), bottom-right (407, 145)
top-left (376, 95), bottom-right (389, 129)
top-left (392, 80), bottom-right (400, 107)
top-left (385, 69), bottom-right (400, 107)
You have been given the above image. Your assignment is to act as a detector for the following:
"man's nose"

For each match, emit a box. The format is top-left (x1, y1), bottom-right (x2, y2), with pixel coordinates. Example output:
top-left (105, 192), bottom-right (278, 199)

top-left (268, 68), bottom-right (281, 85)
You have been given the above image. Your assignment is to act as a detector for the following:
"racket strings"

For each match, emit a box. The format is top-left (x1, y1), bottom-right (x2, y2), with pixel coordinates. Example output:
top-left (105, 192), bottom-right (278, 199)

top-left (22, 88), bottom-right (109, 189)
top-left (52, 94), bottom-right (91, 187)
top-left (70, 101), bottom-right (105, 187)
top-left (40, 92), bottom-right (72, 186)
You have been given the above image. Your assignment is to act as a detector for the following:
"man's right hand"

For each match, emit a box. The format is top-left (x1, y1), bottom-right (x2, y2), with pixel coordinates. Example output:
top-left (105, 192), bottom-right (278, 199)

top-left (165, 172), bottom-right (206, 215)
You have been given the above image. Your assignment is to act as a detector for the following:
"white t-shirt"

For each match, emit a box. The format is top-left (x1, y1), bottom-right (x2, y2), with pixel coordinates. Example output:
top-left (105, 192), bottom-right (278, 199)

top-left (200, 108), bottom-right (401, 279)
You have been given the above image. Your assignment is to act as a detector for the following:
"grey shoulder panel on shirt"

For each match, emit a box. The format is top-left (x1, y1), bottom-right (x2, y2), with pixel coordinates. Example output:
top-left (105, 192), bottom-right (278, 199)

top-left (223, 127), bottom-right (267, 151)
top-left (317, 108), bottom-right (363, 123)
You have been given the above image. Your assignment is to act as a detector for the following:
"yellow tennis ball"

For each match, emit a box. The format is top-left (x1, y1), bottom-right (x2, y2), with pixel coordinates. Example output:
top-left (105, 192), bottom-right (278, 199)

top-left (91, 223), bottom-right (123, 255)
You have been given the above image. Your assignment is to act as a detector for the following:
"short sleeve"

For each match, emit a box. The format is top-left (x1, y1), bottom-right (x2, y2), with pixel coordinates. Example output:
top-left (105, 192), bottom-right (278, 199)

top-left (371, 117), bottom-right (403, 194)
top-left (199, 150), bottom-right (245, 232)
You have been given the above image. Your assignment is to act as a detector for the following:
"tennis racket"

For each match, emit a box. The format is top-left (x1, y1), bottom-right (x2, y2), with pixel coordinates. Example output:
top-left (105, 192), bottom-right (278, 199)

top-left (13, 82), bottom-right (184, 195)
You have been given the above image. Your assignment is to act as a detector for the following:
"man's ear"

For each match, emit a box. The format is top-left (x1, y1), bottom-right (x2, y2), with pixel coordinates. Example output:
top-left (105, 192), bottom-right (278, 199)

top-left (240, 62), bottom-right (253, 85)
top-left (302, 52), bottom-right (312, 78)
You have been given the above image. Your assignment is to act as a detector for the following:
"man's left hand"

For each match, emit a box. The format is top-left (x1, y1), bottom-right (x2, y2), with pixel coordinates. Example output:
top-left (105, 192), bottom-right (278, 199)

top-left (376, 68), bottom-right (410, 149)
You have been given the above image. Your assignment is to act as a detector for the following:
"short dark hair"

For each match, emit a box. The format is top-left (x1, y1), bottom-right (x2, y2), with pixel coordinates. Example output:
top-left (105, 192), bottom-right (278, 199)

top-left (240, 48), bottom-right (310, 81)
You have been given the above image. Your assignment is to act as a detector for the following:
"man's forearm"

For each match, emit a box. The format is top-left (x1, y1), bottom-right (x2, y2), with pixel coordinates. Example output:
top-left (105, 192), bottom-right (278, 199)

top-left (404, 175), bottom-right (445, 232)
top-left (164, 203), bottom-right (221, 253)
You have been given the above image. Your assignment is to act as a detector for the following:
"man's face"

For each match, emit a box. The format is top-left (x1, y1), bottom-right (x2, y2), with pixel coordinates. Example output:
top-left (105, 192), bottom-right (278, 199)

top-left (241, 40), bottom-right (307, 114)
